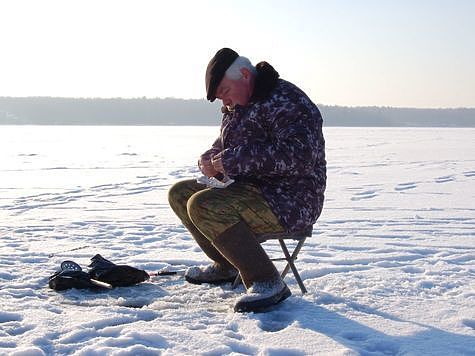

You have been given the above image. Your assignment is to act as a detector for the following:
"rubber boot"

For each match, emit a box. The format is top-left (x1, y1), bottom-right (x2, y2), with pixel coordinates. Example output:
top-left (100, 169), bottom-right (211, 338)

top-left (184, 224), bottom-right (238, 285)
top-left (213, 221), bottom-right (291, 312)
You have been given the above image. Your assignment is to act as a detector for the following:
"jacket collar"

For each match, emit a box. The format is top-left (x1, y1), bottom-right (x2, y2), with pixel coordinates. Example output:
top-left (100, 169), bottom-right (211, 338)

top-left (249, 61), bottom-right (280, 103)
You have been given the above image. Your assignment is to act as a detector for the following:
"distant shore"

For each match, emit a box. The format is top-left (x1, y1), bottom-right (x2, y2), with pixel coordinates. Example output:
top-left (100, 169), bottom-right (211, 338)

top-left (1, 97), bottom-right (474, 127)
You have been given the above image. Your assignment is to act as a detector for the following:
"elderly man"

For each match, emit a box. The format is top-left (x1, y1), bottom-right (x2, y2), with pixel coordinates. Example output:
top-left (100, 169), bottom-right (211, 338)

top-left (168, 48), bottom-right (326, 312)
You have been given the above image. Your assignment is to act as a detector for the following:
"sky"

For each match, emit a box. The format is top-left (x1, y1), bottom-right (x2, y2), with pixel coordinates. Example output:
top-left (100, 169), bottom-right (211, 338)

top-left (0, 0), bottom-right (474, 108)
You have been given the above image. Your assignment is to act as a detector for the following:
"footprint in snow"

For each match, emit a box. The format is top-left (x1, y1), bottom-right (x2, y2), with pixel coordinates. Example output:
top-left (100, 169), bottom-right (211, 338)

top-left (340, 330), bottom-right (368, 341)
top-left (402, 266), bottom-right (425, 274)
top-left (351, 190), bottom-right (378, 201)
top-left (255, 311), bottom-right (293, 332)
top-left (0, 311), bottom-right (23, 322)
top-left (395, 182), bottom-right (417, 191)
top-left (435, 175), bottom-right (455, 183)
top-left (4, 323), bottom-right (35, 336)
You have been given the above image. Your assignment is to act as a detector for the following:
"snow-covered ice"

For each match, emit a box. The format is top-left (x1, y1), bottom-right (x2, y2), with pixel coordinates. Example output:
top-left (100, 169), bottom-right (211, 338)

top-left (0, 126), bottom-right (474, 355)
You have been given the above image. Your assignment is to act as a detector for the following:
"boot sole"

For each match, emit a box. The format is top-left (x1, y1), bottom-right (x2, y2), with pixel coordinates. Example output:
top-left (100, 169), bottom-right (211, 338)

top-left (234, 285), bottom-right (292, 313)
top-left (185, 275), bottom-right (237, 286)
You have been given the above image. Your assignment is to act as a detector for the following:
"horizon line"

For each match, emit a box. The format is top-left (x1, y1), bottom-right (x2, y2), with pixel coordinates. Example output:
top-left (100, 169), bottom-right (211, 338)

top-left (1, 96), bottom-right (474, 110)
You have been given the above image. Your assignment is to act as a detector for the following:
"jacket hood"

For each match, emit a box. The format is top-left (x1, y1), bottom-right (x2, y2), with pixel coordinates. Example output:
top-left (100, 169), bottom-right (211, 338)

top-left (250, 61), bottom-right (280, 103)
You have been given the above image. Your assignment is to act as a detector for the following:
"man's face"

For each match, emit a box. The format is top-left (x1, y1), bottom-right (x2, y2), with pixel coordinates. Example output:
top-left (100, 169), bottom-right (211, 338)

top-left (215, 68), bottom-right (253, 109)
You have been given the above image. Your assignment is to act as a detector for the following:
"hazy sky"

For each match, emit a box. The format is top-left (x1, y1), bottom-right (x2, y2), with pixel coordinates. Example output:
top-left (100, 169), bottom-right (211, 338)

top-left (1, 0), bottom-right (474, 108)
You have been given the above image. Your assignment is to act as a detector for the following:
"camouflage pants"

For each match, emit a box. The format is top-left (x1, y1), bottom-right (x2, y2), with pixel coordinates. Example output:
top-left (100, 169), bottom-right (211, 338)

top-left (168, 179), bottom-right (285, 242)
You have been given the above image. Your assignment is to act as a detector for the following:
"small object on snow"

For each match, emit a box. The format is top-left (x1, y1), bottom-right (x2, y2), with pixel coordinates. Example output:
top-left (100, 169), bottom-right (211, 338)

top-left (48, 245), bottom-right (90, 258)
top-left (149, 268), bottom-right (181, 276)
top-left (49, 270), bottom-right (103, 291)
top-left (60, 260), bottom-right (82, 271)
top-left (196, 175), bottom-right (234, 188)
top-left (88, 254), bottom-right (150, 287)
top-left (89, 278), bottom-right (113, 289)
top-left (49, 260), bottom-right (112, 291)
top-left (48, 255), bottom-right (149, 291)
top-left (234, 278), bottom-right (291, 313)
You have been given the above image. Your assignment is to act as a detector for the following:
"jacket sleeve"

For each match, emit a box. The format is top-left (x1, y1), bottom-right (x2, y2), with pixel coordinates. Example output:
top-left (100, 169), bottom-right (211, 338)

top-left (220, 107), bottom-right (322, 177)
top-left (200, 137), bottom-right (222, 161)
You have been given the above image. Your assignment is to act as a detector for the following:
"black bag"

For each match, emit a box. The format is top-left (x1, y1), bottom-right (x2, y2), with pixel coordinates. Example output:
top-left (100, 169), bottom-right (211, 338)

top-left (48, 256), bottom-right (149, 291)
top-left (48, 261), bottom-right (106, 291)
top-left (88, 254), bottom-right (150, 287)
top-left (49, 270), bottom-right (97, 291)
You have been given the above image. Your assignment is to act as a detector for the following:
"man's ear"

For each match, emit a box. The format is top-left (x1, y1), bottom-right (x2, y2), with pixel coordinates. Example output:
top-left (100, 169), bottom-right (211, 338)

top-left (240, 67), bottom-right (251, 81)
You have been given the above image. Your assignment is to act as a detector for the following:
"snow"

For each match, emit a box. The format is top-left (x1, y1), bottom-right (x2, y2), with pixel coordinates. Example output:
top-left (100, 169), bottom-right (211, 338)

top-left (1, 126), bottom-right (474, 355)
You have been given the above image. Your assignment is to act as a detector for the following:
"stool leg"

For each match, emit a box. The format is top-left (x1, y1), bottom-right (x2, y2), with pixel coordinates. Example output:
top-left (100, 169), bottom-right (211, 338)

top-left (280, 238), bottom-right (306, 278)
top-left (232, 273), bottom-right (242, 289)
top-left (279, 239), bottom-right (308, 294)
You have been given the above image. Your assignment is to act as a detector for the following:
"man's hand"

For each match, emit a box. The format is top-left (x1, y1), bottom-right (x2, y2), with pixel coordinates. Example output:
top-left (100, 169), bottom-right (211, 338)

top-left (211, 153), bottom-right (225, 174)
top-left (198, 156), bottom-right (218, 177)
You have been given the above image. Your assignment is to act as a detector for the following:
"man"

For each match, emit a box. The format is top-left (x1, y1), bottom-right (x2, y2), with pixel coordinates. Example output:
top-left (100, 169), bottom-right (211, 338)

top-left (168, 48), bottom-right (326, 313)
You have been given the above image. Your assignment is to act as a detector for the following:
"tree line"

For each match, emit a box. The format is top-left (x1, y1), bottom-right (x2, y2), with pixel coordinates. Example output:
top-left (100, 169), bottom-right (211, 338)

top-left (0, 97), bottom-right (473, 127)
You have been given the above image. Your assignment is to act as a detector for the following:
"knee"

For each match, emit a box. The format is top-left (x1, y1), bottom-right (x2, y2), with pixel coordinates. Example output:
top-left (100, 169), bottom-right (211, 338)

top-left (168, 180), bottom-right (194, 212)
top-left (187, 190), bottom-right (242, 241)
top-left (186, 189), bottom-right (225, 225)
top-left (186, 190), bottom-right (206, 223)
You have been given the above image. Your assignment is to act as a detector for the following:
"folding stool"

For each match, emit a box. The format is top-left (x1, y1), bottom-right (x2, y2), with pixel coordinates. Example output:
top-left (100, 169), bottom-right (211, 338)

top-left (232, 226), bottom-right (313, 294)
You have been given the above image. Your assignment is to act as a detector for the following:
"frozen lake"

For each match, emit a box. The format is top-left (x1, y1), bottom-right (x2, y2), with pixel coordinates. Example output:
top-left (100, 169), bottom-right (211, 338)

top-left (0, 126), bottom-right (474, 355)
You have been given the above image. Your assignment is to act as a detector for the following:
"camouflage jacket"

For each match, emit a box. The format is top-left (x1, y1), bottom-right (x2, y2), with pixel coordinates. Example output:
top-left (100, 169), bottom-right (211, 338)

top-left (202, 62), bottom-right (326, 232)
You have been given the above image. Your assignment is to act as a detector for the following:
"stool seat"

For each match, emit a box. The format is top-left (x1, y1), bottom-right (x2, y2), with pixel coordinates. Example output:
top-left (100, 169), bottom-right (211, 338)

top-left (256, 227), bottom-right (313, 242)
